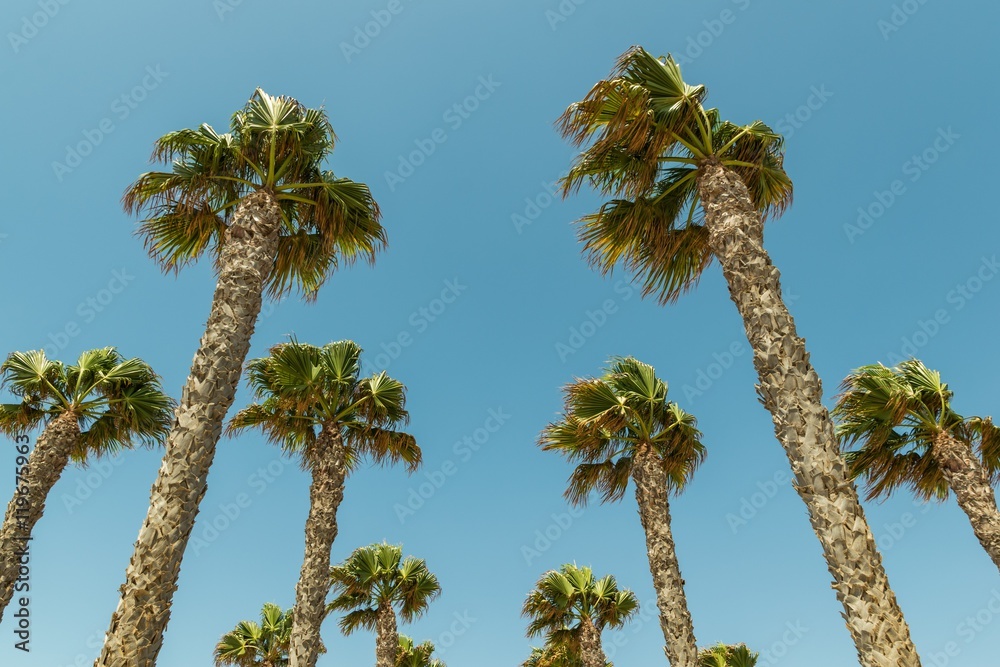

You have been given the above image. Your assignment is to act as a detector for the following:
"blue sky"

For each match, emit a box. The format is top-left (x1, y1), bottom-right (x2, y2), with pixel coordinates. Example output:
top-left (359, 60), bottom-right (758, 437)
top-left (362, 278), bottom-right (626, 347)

top-left (1, 0), bottom-right (999, 665)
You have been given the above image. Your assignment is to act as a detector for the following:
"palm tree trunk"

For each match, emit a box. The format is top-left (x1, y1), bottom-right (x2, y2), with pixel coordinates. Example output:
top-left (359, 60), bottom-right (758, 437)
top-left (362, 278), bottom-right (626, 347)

top-left (0, 411), bottom-right (80, 623)
top-left (696, 159), bottom-right (921, 666)
top-left (95, 190), bottom-right (282, 667)
top-left (375, 604), bottom-right (399, 667)
top-left (289, 426), bottom-right (348, 667)
top-left (577, 617), bottom-right (607, 667)
top-left (933, 431), bottom-right (1000, 570)
top-left (631, 445), bottom-right (698, 667)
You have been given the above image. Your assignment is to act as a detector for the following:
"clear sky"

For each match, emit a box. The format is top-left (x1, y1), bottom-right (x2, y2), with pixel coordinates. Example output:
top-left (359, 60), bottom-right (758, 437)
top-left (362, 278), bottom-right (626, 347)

top-left (1, 1), bottom-right (998, 666)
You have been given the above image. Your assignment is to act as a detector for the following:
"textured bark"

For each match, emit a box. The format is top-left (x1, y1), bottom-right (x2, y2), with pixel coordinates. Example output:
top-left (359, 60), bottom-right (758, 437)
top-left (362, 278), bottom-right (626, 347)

top-left (375, 604), bottom-right (398, 667)
top-left (0, 412), bottom-right (80, 623)
top-left (288, 426), bottom-right (348, 667)
top-left (577, 617), bottom-right (607, 667)
top-left (96, 190), bottom-right (282, 667)
top-left (696, 159), bottom-right (921, 667)
top-left (933, 431), bottom-right (1000, 570)
top-left (631, 445), bottom-right (698, 667)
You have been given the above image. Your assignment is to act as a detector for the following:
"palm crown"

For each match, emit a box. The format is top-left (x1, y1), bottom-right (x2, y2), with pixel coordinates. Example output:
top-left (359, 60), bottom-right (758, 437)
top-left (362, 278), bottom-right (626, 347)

top-left (522, 564), bottom-right (638, 642)
top-left (698, 643), bottom-right (758, 667)
top-left (396, 635), bottom-right (446, 667)
top-left (214, 602), bottom-right (293, 667)
top-left (124, 89), bottom-right (384, 299)
top-left (327, 542), bottom-right (441, 633)
top-left (833, 359), bottom-right (1000, 501)
top-left (539, 356), bottom-right (705, 505)
top-left (0, 348), bottom-right (173, 459)
top-left (558, 46), bottom-right (793, 303)
top-left (228, 340), bottom-right (420, 470)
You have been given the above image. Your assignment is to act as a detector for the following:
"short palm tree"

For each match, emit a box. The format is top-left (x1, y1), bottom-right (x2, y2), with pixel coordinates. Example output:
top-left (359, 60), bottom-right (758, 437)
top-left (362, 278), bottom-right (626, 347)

top-left (698, 644), bottom-right (758, 667)
top-left (558, 46), bottom-right (920, 666)
top-left (214, 603), bottom-right (293, 667)
top-left (834, 359), bottom-right (1000, 570)
top-left (522, 564), bottom-right (638, 667)
top-left (539, 357), bottom-right (702, 666)
top-left (98, 89), bottom-right (383, 666)
top-left (229, 340), bottom-right (421, 667)
top-left (0, 348), bottom-right (171, 623)
top-left (396, 635), bottom-right (446, 667)
top-left (327, 542), bottom-right (441, 667)
top-left (523, 643), bottom-right (607, 667)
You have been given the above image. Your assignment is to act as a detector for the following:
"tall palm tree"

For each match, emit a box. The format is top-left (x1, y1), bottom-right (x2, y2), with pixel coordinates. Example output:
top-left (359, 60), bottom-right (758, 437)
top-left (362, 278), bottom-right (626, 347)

top-left (228, 340), bottom-right (421, 667)
top-left (97, 89), bottom-right (383, 666)
top-left (539, 357), bottom-right (703, 667)
top-left (558, 46), bottom-right (921, 666)
top-left (396, 635), bottom-right (446, 667)
top-left (214, 603), bottom-right (293, 667)
top-left (0, 348), bottom-right (171, 622)
top-left (327, 542), bottom-right (441, 667)
top-left (698, 644), bottom-right (757, 667)
top-left (834, 359), bottom-right (1000, 569)
top-left (522, 564), bottom-right (637, 667)
top-left (523, 643), bottom-right (608, 667)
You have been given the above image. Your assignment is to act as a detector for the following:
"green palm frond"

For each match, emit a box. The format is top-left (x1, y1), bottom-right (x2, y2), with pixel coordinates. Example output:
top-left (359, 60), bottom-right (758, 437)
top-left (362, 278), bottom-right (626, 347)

top-left (540, 356), bottom-right (705, 506)
top-left (698, 643), bottom-right (758, 667)
top-left (523, 564), bottom-right (638, 640)
top-left (834, 359), bottom-right (996, 501)
top-left (229, 340), bottom-right (419, 472)
top-left (125, 89), bottom-right (383, 300)
top-left (214, 603), bottom-right (293, 667)
top-left (559, 46), bottom-right (793, 304)
top-left (0, 349), bottom-right (173, 461)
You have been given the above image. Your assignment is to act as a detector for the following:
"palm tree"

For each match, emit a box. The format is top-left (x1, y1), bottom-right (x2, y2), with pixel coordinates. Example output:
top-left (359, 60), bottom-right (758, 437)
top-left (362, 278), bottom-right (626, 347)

top-left (698, 644), bottom-right (758, 667)
top-left (834, 359), bottom-right (1000, 570)
top-left (0, 348), bottom-right (171, 622)
top-left (558, 46), bottom-right (921, 666)
top-left (396, 635), bottom-right (446, 667)
top-left (539, 357), bottom-right (703, 666)
top-left (522, 564), bottom-right (638, 667)
top-left (214, 603), bottom-right (293, 667)
top-left (97, 89), bottom-right (383, 666)
top-left (523, 642), bottom-right (611, 667)
top-left (228, 340), bottom-right (421, 667)
top-left (327, 542), bottom-right (441, 667)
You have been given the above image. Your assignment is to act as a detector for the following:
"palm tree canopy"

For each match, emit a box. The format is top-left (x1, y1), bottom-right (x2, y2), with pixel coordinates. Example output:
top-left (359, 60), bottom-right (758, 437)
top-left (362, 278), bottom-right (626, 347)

top-left (0, 348), bottom-right (173, 461)
top-left (558, 46), bottom-right (793, 303)
top-left (327, 542), bottom-right (441, 634)
top-left (522, 563), bottom-right (639, 640)
top-left (124, 88), bottom-right (384, 300)
top-left (833, 359), bottom-right (1000, 501)
top-left (227, 339), bottom-right (420, 471)
top-left (396, 634), bottom-right (446, 667)
top-left (539, 356), bottom-right (705, 505)
top-left (214, 602), bottom-right (293, 667)
top-left (698, 643), bottom-right (758, 667)
top-left (522, 642), bottom-right (613, 667)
